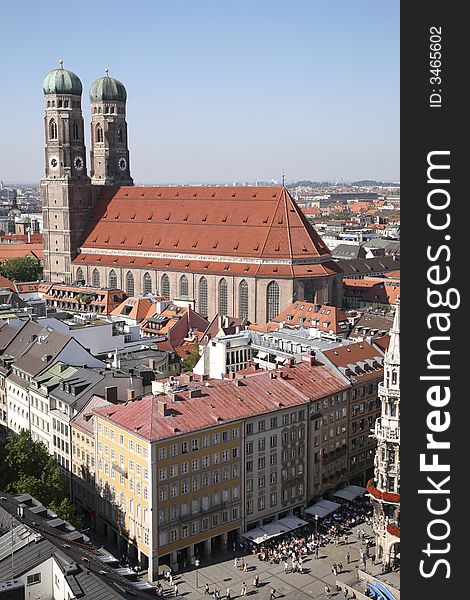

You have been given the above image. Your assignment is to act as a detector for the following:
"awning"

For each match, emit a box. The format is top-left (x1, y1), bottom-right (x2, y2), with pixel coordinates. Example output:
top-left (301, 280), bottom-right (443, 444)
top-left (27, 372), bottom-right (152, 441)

top-left (256, 351), bottom-right (268, 360)
top-left (277, 516), bottom-right (308, 530)
top-left (333, 485), bottom-right (367, 502)
top-left (241, 528), bottom-right (271, 544)
top-left (261, 522), bottom-right (291, 537)
top-left (275, 356), bottom-right (287, 364)
top-left (305, 499), bottom-right (341, 518)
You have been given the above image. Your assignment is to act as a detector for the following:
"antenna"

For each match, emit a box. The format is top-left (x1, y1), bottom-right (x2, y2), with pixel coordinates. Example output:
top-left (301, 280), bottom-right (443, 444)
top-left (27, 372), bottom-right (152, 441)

top-left (282, 171), bottom-right (285, 186)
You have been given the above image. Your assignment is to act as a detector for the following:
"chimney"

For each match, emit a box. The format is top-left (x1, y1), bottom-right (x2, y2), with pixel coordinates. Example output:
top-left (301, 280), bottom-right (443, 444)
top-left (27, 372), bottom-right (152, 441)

top-left (189, 388), bottom-right (202, 398)
top-left (127, 388), bottom-right (135, 401)
top-left (218, 315), bottom-right (223, 329)
top-left (314, 304), bottom-right (321, 312)
top-left (158, 400), bottom-right (167, 416)
top-left (104, 386), bottom-right (118, 403)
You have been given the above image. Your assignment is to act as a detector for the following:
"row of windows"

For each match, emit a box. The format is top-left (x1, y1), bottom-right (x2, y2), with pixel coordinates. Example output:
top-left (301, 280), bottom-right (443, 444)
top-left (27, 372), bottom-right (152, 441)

top-left (48, 118), bottom-right (81, 141)
top-left (159, 508), bottom-right (239, 547)
top-left (75, 267), bottom-right (279, 321)
top-left (158, 429), bottom-right (240, 459)
top-left (246, 411), bottom-right (305, 435)
top-left (246, 485), bottom-right (304, 513)
top-left (159, 486), bottom-right (240, 524)
top-left (158, 466), bottom-right (241, 500)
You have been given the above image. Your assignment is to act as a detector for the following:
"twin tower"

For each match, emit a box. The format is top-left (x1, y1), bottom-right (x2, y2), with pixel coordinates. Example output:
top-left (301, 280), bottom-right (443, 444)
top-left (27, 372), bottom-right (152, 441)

top-left (41, 62), bottom-right (133, 282)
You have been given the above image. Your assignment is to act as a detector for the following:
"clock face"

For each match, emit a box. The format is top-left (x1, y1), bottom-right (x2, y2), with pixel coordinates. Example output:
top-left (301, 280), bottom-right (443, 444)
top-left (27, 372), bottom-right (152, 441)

top-left (50, 157), bottom-right (58, 168)
top-left (118, 157), bottom-right (127, 171)
top-left (74, 156), bottom-right (84, 171)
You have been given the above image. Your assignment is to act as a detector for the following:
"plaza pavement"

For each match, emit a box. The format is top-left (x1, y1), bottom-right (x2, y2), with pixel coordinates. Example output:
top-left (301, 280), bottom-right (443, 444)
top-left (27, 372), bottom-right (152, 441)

top-left (158, 522), bottom-right (381, 599)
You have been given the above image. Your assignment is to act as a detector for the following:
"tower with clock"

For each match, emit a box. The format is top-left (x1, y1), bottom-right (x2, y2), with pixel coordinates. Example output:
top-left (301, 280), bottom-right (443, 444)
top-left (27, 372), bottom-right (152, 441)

top-left (89, 70), bottom-right (133, 186)
top-left (41, 62), bottom-right (93, 282)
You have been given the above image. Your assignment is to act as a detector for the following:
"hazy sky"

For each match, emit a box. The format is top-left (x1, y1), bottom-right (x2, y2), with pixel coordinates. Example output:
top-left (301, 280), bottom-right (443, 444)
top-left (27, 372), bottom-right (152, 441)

top-left (0, 1), bottom-right (399, 184)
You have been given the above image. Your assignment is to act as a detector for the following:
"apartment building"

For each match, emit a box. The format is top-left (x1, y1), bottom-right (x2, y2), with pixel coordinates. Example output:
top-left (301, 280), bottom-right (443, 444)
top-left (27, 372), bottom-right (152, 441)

top-left (91, 362), bottom-right (349, 580)
top-left (321, 340), bottom-right (385, 485)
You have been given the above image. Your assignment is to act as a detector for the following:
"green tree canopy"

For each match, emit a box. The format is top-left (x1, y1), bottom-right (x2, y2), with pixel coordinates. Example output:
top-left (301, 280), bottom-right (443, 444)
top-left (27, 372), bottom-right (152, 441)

top-left (0, 431), bottom-right (83, 529)
top-left (1, 256), bottom-right (43, 282)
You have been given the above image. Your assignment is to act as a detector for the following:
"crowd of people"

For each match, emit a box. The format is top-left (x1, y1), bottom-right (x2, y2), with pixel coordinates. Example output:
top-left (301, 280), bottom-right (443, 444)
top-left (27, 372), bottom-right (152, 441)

top-left (155, 496), bottom-right (374, 598)
top-left (242, 495), bottom-right (373, 569)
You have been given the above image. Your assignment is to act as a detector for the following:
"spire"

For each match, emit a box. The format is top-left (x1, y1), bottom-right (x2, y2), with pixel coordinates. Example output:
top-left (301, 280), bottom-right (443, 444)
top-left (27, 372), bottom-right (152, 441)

top-left (105, 68), bottom-right (109, 77)
top-left (59, 59), bottom-right (64, 69)
top-left (386, 301), bottom-right (400, 366)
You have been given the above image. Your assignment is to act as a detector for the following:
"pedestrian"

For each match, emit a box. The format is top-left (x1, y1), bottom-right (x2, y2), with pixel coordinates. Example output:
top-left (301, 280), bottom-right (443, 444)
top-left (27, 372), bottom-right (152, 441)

top-left (233, 542), bottom-right (236, 553)
top-left (174, 583), bottom-right (178, 597)
top-left (343, 587), bottom-right (349, 599)
top-left (363, 555), bottom-right (367, 569)
top-left (270, 588), bottom-right (276, 600)
top-left (254, 574), bottom-right (259, 587)
top-left (346, 551), bottom-right (351, 564)
top-left (338, 562), bottom-right (343, 573)
top-left (284, 560), bottom-right (289, 574)
top-left (205, 582), bottom-right (210, 594)
top-left (226, 588), bottom-right (231, 600)
top-left (243, 560), bottom-right (248, 572)
top-left (234, 557), bottom-right (239, 569)
top-left (241, 582), bottom-right (247, 596)
top-left (216, 591), bottom-right (221, 600)
top-left (169, 574), bottom-right (173, 586)
top-left (325, 584), bottom-right (330, 598)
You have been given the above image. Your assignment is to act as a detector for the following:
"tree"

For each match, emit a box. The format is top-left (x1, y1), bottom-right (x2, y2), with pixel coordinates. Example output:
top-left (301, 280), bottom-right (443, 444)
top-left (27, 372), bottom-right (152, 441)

top-left (1, 256), bottom-right (42, 282)
top-left (0, 431), bottom-right (83, 529)
top-left (182, 346), bottom-right (201, 372)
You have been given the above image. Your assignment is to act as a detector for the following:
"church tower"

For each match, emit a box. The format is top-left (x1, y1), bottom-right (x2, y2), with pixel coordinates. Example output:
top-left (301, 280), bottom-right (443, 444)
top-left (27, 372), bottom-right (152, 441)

top-left (369, 302), bottom-right (400, 568)
top-left (41, 62), bottom-right (92, 283)
top-left (89, 71), bottom-right (133, 186)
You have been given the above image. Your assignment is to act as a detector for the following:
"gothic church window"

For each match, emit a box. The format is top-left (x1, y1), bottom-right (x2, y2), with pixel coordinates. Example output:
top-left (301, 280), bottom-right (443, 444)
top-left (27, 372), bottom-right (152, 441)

top-left (219, 279), bottom-right (228, 316)
top-left (126, 272), bottom-right (135, 296)
top-left (76, 267), bottom-right (84, 282)
top-left (179, 275), bottom-right (189, 297)
top-left (118, 128), bottom-right (123, 143)
top-left (198, 277), bottom-right (208, 316)
top-left (143, 272), bottom-right (152, 295)
top-left (162, 274), bottom-right (170, 298)
top-left (109, 270), bottom-right (117, 288)
top-left (266, 281), bottom-right (280, 322)
top-left (92, 269), bottom-right (100, 288)
top-left (239, 280), bottom-right (249, 320)
top-left (49, 119), bottom-right (58, 140)
top-left (96, 124), bottom-right (104, 143)
top-left (73, 122), bottom-right (79, 141)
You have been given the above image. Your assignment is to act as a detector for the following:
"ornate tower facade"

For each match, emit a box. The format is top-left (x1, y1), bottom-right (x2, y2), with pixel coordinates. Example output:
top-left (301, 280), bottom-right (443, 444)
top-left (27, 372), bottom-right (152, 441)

top-left (41, 62), bottom-right (93, 283)
top-left (89, 72), bottom-right (133, 186)
top-left (369, 303), bottom-right (400, 567)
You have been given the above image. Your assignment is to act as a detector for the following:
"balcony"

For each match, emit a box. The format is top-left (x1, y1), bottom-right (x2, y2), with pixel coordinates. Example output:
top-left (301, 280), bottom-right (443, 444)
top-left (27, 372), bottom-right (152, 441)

top-left (374, 419), bottom-right (400, 443)
top-left (378, 382), bottom-right (400, 400)
top-left (367, 479), bottom-right (400, 504)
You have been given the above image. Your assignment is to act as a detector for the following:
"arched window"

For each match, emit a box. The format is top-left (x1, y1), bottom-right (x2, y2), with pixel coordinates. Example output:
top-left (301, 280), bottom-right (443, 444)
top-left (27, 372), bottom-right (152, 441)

top-left (266, 281), bottom-right (280, 322)
top-left (92, 268), bottom-right (100, 288)
top-left (73, 121), bottom-right (79, 141)
top-left (239, 280), bottom-right (249, 320)
top-left (76, 267), bottom-right (84, 282)
top-left (143, 272), bottom-right (152, 295)
top-left (126, 271), bottom-right (134, 296)
top-left (109, 270), bottom-right (117, 288)
top-left (49, 119), bottom-right (58, 140)
top-left (218, 278), bottom-right (228, 316)
top-left (161, 274), bottom-right (170, 298)
top-left (198, 277), bottom-right (208, 317)
top-left (179, 275), bottom-right (189, 297)
top-left (118, 128), bottom-right (123, 143)
top-left (96, 124), bottom-right (103, 143)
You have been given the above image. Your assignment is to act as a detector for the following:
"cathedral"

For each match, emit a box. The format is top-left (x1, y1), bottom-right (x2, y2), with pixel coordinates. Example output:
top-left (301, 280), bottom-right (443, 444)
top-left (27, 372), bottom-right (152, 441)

top-left (41, 63), bottom-right (342, 323)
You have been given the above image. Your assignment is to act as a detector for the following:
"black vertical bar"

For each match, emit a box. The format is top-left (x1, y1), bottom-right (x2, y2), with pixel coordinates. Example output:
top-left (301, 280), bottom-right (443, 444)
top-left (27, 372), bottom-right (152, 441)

top-left (401, 3), bottom-right (465, 598)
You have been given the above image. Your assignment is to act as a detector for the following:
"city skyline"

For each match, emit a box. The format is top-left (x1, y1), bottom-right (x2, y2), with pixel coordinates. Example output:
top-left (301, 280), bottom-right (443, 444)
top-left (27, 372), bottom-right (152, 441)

top-left (0, 1), bottom-right (399, 184)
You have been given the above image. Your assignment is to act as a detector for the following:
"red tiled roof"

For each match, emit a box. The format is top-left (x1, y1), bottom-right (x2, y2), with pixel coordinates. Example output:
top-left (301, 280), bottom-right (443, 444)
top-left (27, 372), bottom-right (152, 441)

top-left (343, 277), bottom-right (400, 305)
top-left (93, 362), bottom-right (348, 441)
top-left (111, 296), bottom-right (154, 322)
top-left (322, 340), bottom-right (384, 381)
top-left (272, 302), bottom-right (349, 334)
top-left (78, 186), bottom-right (331, 264)
top-left (0, 274), bottom-right (15, 292)
top-left (0, 243), bottom-right (43, 262)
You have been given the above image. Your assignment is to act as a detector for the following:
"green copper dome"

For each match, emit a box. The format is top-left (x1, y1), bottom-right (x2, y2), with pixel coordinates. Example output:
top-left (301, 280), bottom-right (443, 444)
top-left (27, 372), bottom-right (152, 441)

top-left (43, 64), bottom-right (83, 95)
top-left (90, 73), bottom-right (127, 102)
